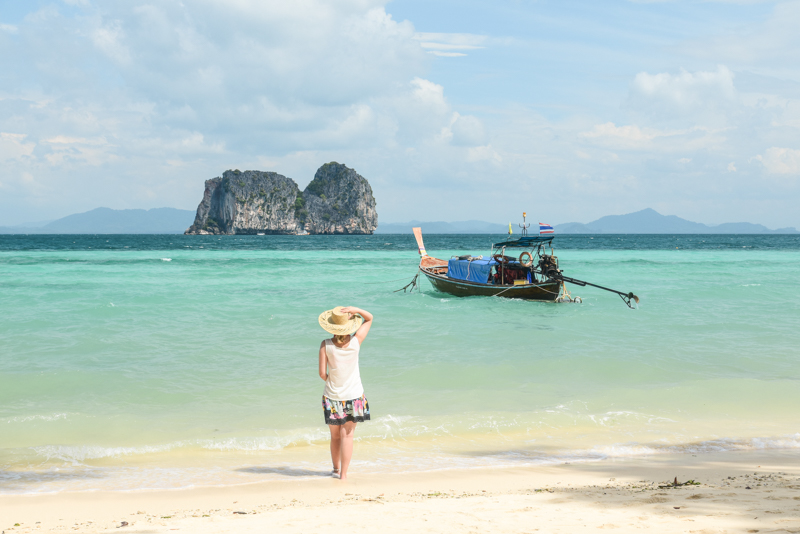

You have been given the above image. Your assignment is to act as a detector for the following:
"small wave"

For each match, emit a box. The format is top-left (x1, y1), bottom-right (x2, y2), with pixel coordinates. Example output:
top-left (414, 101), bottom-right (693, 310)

top-left (6, 431), bottom-right (800, 495)
top-left (200, 432), bottom-right (328, 452)
top-left (588, 433), bottom-right (800, 458)
top-left (615, 259), bottom-right (664, 265)
top-left (5, 413), bottom-right (70, 423)
top-left (32, 442), bottom-right (182, 463)
top-left (161, 258), bottom-right (172, 262)
top-left (19, 417), bottom-right (800, 470)
top-left (28, 432), bottom-right (331, 463)
top-left (586, 411), bottom-right (677, 427)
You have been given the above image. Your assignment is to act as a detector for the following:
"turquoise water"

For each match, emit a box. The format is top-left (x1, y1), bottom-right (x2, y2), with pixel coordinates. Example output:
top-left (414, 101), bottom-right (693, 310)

top-left (1, 234), bottom-right (799, 493)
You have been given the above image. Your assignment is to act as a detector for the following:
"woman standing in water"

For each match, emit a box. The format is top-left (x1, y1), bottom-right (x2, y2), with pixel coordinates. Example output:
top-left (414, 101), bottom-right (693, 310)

top-left (318, 306), bottom-right (372, 480)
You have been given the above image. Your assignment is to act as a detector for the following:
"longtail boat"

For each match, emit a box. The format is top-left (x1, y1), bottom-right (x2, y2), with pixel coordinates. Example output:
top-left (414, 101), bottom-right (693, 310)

top-left (410, 218), bottom-right (640, 308)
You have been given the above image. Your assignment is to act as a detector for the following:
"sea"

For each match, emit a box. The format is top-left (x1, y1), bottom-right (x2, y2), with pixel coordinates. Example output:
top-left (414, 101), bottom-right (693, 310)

top-left (1, 233), bottom-right (799, 494)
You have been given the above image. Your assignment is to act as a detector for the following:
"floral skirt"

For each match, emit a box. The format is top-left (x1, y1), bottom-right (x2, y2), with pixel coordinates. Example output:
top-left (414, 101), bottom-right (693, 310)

top-left (323, 395), bottom-right (370, 426)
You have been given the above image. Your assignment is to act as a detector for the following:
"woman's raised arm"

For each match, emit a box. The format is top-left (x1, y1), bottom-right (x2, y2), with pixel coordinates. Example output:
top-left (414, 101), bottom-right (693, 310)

top-left (340, 306), bottom-right (373, 344)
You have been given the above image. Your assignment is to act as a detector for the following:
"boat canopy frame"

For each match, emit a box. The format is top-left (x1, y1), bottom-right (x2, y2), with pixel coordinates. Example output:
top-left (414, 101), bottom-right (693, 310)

top-left (491, 236), bottom-right (555, 261)
top-left (491, 235), bottom-right (554, 249)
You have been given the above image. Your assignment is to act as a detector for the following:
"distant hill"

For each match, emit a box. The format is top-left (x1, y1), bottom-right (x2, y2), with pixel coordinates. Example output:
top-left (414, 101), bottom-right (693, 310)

top-left (377, 209), bottom-right (798, 234)
top-left (556, 209), bottom-right (798, 234)
top-left (0, 208), bottom-right (196, 234)
top-left (3, 207), bottom-right (797, 235)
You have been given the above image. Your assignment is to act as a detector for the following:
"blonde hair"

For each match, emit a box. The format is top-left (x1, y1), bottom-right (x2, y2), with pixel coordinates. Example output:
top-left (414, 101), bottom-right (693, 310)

top-left (333, 334), bottom-right (350, 344)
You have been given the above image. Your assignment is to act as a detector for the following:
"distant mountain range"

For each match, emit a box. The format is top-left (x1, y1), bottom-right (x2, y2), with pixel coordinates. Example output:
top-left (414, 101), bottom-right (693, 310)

top-left (1, 207), bottom-right (797, 235)
top-left (555, 208), bottom-right (798, 234)
top-left (376, 209), bottom-right (799, 234)
top-left (0, 208), bottom-right (196, 234)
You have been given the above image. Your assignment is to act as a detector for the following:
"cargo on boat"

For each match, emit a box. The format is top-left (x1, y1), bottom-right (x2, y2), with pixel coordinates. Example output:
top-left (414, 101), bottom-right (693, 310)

top-left (410, 216), bottom-right (640, 307)
top-left (417, 234), bottom-right (562, 301)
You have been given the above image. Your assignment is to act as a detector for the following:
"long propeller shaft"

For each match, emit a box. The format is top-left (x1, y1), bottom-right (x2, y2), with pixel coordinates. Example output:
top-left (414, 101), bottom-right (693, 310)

top-left (533, 270), bottom-right (639, 308)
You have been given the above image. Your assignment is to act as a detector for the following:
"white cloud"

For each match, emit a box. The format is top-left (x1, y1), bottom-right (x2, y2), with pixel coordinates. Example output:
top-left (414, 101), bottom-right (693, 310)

top-left (5, 171), bottom-right (50, 197)
top-left (91, 20), bottom-right (131, 64)
top-left (0, 1), bottom-right (497, 222)
top-left (379, 78), bottom-right (455, 146)
top-left (46, 136), bottom-right (107, 145)
top-left (413, 32), bottom-right (486, 57)
top-left (76, 1), bottom-right (427, 129)
top-left (41, 136), bottom-right (114, 167)
top-left (632, 65), bottom-right (736, 105)
top-left (583, 122), bottom-right (656, 144)
top-left (680, 1), bottom-right (800, 71)
top-left (428, 52), bottom-right (467, 58)
top-left (0, 23), bottom-right (19, 34)
top-left (439, 113), bottom-right (487, 146)
top-left (580, 122), bottom-right (721, 152)
top-left (626, 66), bottom-right (740, 129)
top-left (467, 144), bottom-right (502, 164)
top-left (755, 147), bottom-right (800, 175)
top-left (727, 161), bottom-right (737, 171)
top-left (2, 1), bottom-right (800, 228)
top-left (0, 133), bottom-right (36, 161)
top-left (409, 78), bottom-right (447, 109)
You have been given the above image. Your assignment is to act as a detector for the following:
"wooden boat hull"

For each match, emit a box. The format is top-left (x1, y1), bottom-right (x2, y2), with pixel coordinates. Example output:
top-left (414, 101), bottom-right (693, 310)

top-left (420, 266), bottom-right (561, 301)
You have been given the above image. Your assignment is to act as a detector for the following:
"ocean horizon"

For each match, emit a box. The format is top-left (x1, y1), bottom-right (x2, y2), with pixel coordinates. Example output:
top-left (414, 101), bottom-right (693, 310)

top-left (2, 234), bottom-right (799, 494)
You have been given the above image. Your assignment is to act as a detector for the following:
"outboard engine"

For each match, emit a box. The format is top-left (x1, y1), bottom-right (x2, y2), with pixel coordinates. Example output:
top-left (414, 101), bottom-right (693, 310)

top-left (538, 254), bottom-right (560, 278)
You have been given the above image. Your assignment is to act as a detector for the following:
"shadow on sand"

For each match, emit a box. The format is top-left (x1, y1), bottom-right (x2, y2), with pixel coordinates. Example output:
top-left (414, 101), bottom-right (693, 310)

top-left (235, 466), bottom-right (333, 477)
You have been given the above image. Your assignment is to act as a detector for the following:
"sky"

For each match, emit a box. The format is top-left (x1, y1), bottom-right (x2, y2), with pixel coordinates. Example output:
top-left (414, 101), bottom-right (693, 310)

top-left (1, 0), bottom-right (799, 228)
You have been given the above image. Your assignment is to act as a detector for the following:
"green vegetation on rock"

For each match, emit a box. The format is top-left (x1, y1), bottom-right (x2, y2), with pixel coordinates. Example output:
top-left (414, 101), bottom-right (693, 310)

top-left (185, 163), bottom-right (377, 235)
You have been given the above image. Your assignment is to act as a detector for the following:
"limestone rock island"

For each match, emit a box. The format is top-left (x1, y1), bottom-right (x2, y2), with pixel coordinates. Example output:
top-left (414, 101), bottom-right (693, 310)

top-left (185, 162), bottom-right (378, 235)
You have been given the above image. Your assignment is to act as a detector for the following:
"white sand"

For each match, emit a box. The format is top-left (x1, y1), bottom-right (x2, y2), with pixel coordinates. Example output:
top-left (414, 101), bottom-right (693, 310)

top-left (2, 450), bottom-right (799, 533)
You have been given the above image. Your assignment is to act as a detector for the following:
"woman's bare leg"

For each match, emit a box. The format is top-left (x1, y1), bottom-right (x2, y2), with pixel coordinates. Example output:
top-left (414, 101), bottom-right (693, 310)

top-left (328, 425), bottom-right (342, 475)
top-left (338, 421), bottom-right (357, 480)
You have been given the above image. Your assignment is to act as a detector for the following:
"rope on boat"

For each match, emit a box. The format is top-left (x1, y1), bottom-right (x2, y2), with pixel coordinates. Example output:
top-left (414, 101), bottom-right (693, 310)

top-left (365, 275), bottom-right (422, 285)
top-left (555, 282), bottom-right (582, 303)
top-left (405, 268), bottom-right (578, 301)
top-left (492, 280), bottom-right (582, 302)
top-left (490, 285), bottom-right (520, 297)
top-left (491, 280), bottom-right (561, 298)
top-left (394, 273), bottom-right (420, 293)
top-left (394, 270), bottom-right (584, 303)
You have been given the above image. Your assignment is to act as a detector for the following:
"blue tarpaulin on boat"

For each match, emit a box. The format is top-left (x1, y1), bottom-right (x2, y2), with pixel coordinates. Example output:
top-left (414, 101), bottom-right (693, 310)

top-left (447, 258), bottom-right (497, 283)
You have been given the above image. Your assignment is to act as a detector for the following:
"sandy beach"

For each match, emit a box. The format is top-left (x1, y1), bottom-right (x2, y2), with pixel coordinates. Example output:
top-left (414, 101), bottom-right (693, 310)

top-left (5, 0), bottom-right (800, 531)
top-left (3, 450), bottom-right (799, 534)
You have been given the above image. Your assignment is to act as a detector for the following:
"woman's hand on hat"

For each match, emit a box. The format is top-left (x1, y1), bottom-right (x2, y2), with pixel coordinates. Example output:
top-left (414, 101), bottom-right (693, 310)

top-left (339, 306), bottom-right (358, 318)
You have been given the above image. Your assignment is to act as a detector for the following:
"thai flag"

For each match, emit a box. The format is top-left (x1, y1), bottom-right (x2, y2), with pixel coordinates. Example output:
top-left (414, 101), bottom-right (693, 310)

top-left (539, 223), bottom-right (554, 234)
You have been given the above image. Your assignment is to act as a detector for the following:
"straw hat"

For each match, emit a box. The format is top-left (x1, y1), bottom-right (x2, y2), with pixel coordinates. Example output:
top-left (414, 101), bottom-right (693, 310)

top-left (318, 306), bottom-right (363, 335)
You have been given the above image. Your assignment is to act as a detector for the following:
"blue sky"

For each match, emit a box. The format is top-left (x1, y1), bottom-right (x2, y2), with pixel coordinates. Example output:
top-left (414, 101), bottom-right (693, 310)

top-left (1, 0), bottom-right (799, 227)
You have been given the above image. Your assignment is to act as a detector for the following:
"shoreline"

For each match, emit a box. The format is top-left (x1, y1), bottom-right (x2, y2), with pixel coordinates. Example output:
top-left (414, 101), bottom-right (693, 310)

top-left (5, 428), bottom-right (799, 496)
top-left (3, 449), bottom-right (799, 533)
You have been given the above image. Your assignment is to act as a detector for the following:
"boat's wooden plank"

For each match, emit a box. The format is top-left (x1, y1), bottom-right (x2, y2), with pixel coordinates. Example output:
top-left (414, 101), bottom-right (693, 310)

top-left (420, 268), bottom-right (560, 301)
top-left (420, 256), bottom-right (447, 268)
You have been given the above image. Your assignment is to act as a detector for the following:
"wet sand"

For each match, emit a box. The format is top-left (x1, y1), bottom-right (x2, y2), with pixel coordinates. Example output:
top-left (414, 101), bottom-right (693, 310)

top-left (2, 450), bottom-right (799, 533)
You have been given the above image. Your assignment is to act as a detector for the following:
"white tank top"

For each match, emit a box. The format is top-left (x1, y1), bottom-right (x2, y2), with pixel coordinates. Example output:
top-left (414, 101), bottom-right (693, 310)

top-left (323, 337), bottom-right (364, 401)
